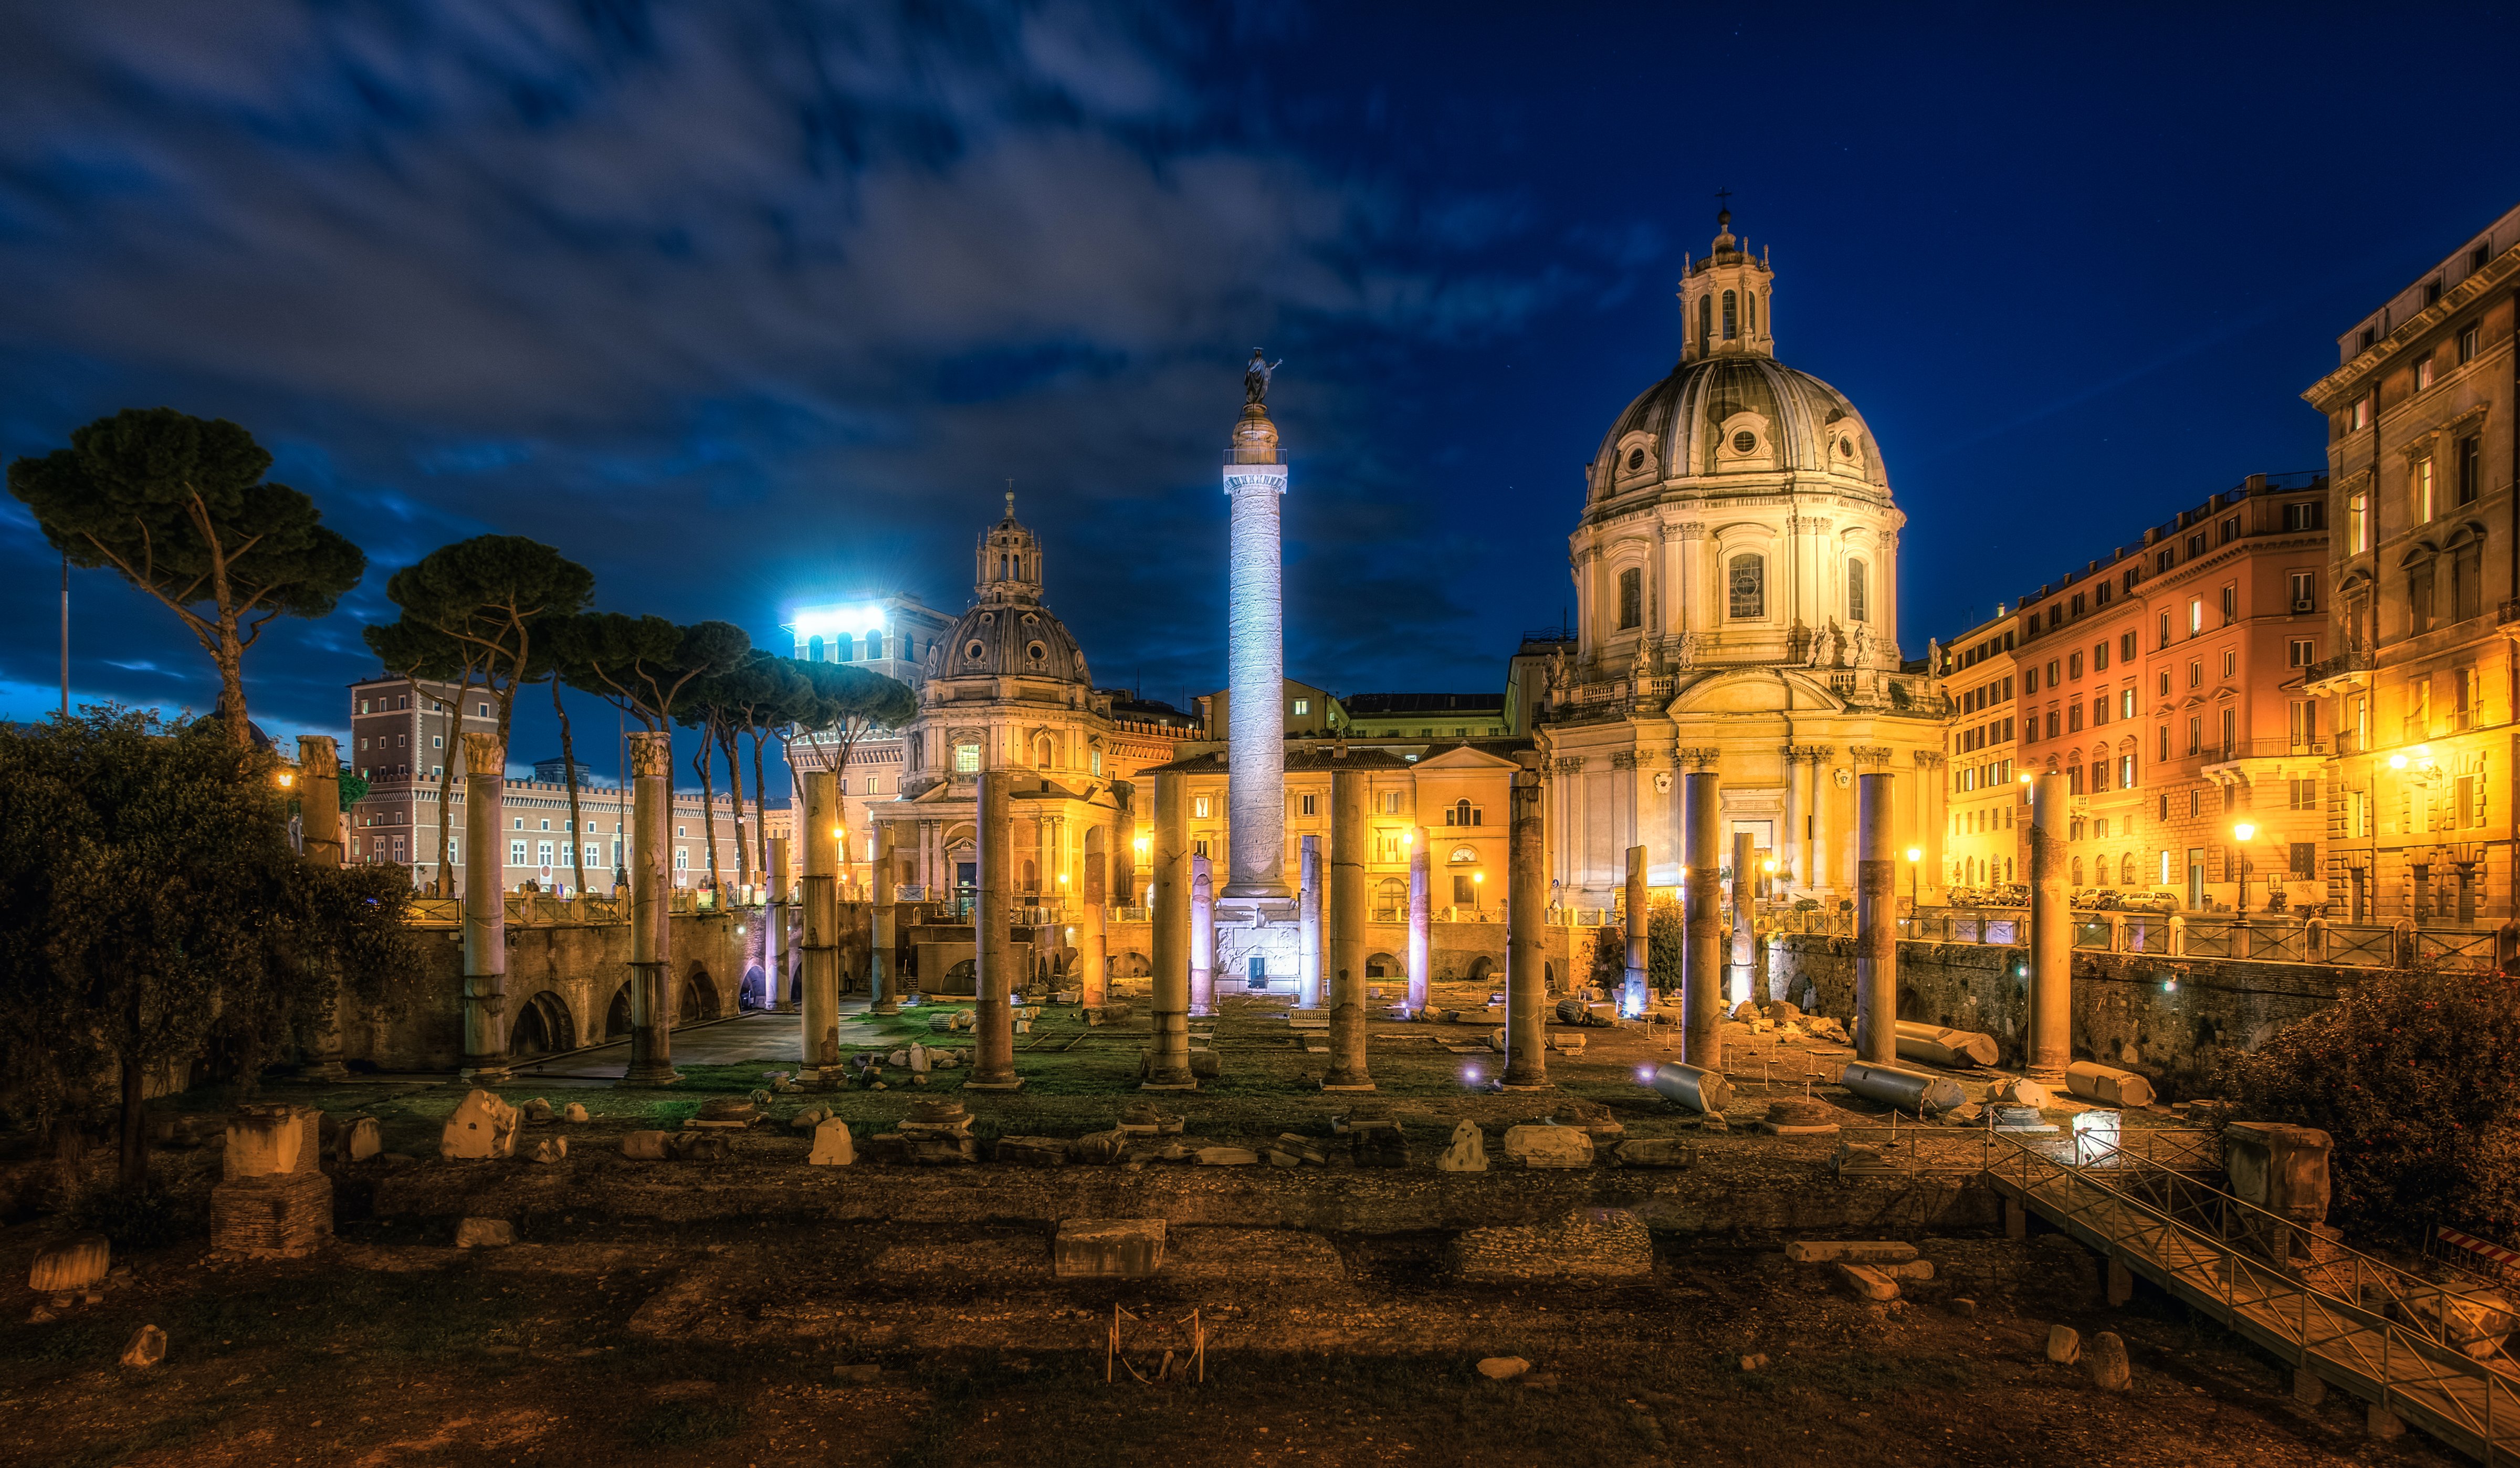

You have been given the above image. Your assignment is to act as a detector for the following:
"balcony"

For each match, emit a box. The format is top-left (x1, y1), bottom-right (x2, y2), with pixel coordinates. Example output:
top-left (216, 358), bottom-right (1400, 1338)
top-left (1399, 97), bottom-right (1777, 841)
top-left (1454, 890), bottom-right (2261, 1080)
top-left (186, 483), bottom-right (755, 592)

top-left (2301, 645), bottom-right (2372, 695)
top-left (2202, 738), bottom-right (2330, 764)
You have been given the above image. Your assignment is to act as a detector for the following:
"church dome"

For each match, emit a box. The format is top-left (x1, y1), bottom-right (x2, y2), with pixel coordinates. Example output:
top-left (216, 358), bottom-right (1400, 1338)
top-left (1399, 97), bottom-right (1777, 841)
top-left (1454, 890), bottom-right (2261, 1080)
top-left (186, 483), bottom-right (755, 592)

top-left (1589, 354), bottom-right (1885, 498)
top-left (930, 494), bottom-right (1093, 685)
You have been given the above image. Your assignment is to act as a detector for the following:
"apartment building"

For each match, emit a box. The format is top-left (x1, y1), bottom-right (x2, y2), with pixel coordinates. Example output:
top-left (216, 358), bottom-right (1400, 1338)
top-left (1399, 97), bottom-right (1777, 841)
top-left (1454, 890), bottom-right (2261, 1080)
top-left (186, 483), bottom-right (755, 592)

top-left (2012, 474), bottom-right (2331, 909)
top-left (2304, 201), bottom-right (2520, 922)
top-left (1933, 610), bottom-right (2022, 890)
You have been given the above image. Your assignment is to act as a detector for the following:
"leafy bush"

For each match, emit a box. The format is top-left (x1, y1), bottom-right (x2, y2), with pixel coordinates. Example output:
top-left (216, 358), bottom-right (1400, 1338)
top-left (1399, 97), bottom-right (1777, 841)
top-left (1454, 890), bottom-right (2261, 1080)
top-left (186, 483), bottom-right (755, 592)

top-left (2220, 968), bottom-right (2520, 1243)
top-left (66, 1181), bottom-right (208, 1251)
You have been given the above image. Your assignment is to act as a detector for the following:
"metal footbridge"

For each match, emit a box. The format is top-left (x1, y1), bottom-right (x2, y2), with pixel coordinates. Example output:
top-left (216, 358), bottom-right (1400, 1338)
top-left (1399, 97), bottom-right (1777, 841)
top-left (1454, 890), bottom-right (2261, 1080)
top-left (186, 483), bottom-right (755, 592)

top-left (1839, 1123), bottom-right (2520, 1463)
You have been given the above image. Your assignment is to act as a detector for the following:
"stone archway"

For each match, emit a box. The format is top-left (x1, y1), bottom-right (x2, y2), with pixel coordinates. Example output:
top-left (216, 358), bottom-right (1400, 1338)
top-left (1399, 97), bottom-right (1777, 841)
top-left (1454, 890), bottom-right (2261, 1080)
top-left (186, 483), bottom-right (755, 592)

top-left (741, 962), bottom-right (768, 1010)
top-left (1365, 950), bottom-right (1399, 978)
top-left (1114, 950), bottom-right (1150, 978)
top-left (509, 990), bottom-right (577, 1058)
top-left (680, 963), bottom-right (721, 1023)
top-left (1467, 955), bottom-right (1496, 982)
top-left (605, 983), bottom-right (633, 1040)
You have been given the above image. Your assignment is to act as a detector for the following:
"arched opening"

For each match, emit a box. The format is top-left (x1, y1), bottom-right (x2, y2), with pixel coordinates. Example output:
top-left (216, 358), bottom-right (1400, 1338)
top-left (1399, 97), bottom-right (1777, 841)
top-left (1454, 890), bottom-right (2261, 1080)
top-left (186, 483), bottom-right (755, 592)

top-left (679, 964), bottom-right (720, 1024)
top-left (1616, 567), bottom-right (1642, 630)
top-left (1847, 558), bottom-right (1869, 623)
top-left (1373, 876), bottom-right (1406, 919)
top-left (1721, 289), bottom-right (1737, 340)
top-left (1022, 858), bottom-right (1039, 896)
top-left (807, 635), bottom-right (825, 663)
top-left (835, 633), bottom-right (856, 662)
top-left (741, 962), bottom-right (768, 1010)
top-left (1728, 553), bottom-right (1766, 620)
top-left (1365, 951), bottom-right (1398, 978)
top-left (1897, 984), bottom-right (1927, 1022)
top-left (605, 983), bottom-right (633, 1040)
top-left (1117, 950), bottom-right (1150, 978)
top-left (1697, 294), bottom-right (1712, 354)
top-left (1467, 955), bottom-right (1496, 982)
top-left (945, 957), bottom-right (978, 993)
top-left (509, 990), bottom-right (576, 1057)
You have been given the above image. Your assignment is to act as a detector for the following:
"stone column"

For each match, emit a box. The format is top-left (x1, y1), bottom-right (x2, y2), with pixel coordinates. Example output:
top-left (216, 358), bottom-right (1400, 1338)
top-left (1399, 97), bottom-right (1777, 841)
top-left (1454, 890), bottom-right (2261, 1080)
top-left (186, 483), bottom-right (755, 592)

top-left (1297, 835), bottom-right (1324, 1009)
top-left (1408, 830), bottom-right (1432, 1015)
top-left (764, 834), bottom-right (789, 1012)
top-left (1146, 769), bottom-right (1195, 1088)
top-left (1111, 782), bottom-right (1137, 908)
top-left (2028, 771), bottom-right (2073, 1081)
top-left (1919, 753), bottom-right (1947, 897)
top-left (1809, 748), bottom-right (1836, 895)
top-left (296, 736), bottom-right (350, 1080)
top-left (1189, 854), bottom-right (1216, 1017)
top-left (1079, 825), bottom-right (1108, 1007)
top-left (1730, 831), bottom-right (1757, 1005)
top-left (1854, 772), bottom-right (1898, 1064)
top-left (1782, 749), bottom-right (1805, 890)
top-left (870, 822), bottom-right (899, 1015)
top-left (621, 730), bottom-right (678, 1085)
top-left (1502, 758), bottom-right (1549, 1088)
top-left (458, 730), bottom-right (511, 1084)
top-left (1622, 843), bottom-right (1649, 1015)
top-left (1223, 407), bottom-right (1293, 898)
top-left (1682, 768), bottom-right (1724, 1071)
top-left (1324, 765), bottom-right (1373, 1090)
top-left (969, 769), bottom-right (1021, 1089)
top-left (799, 768), bottom-right (842, 1072)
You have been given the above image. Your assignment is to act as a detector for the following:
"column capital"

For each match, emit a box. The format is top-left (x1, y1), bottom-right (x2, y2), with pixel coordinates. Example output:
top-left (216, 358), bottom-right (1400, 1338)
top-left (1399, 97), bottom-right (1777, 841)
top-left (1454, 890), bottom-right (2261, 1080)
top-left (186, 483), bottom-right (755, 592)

top-left (1674, 746), bottom-right (1724, 769)
top-left (1554, 755), bottom-right (1588, 773)
top-left (1912, 750), bottom-right (1947, 770)
top-left (462, 730), bottom-right (508, 775)
top-left (296, 734), bottom-right (339, 778)
top-left (1849, 744), bottom-right (1897, 768)
top-left (1790, 743), bottom-right (1837, 764)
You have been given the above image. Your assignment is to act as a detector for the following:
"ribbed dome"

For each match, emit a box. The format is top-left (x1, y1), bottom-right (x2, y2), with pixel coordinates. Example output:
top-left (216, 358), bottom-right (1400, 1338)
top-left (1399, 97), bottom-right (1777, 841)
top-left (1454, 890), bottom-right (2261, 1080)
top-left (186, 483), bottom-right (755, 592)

top-left (934, 600), bottom-right (1091, 684)
top-left (1589, 354), bottom-right (1884, 499)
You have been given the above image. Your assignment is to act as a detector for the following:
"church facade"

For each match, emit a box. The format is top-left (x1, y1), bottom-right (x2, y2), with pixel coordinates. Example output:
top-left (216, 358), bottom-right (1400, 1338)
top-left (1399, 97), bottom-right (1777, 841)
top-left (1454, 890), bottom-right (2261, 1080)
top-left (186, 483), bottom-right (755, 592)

top-left (1537, 212), bottom-right (1948, 905)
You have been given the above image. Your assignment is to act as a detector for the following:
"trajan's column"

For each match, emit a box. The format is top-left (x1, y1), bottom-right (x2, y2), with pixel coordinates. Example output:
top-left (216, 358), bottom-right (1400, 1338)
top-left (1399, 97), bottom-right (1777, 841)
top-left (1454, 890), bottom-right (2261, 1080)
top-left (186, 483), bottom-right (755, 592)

top-left (1223, 349), bottom-right (1292, 899)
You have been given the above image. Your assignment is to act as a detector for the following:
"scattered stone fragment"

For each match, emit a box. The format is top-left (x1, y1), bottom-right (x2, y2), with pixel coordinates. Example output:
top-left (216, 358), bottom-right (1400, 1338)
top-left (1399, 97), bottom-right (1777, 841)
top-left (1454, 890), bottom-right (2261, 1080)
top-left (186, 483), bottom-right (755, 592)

top-left (1993, 1104), bottom-right (2053, 1131)
top-left (454, 1218), bottom-right (515, 1249)
top-left (1804, 1015), bottom-right (1852, 1045)
top-left (562, 1103), bottom-right (590, 1124)
top-left (1940, 1102), bottom-right (1986, 1127)
top-left (519, 1097), bottom-right (554, 1124)
top-left (1351, 1128), bottom-right (1410, 1168)
top-left (889, 1050), bottom-right (908, 1066)
top-left (119, 1324), bottom-right (167, 1368)
top-left (1784, 1240), bottom-right (1918, 1265)
top-left (1739, 1353), bottom-right (1769, 1371)
top-left (1274, 1133), bottom-right (1328, 1166)
top-left (1991, 1077), bottom-right (2052, 1107)
top-left (861, 1132), bottom-right (978, 1165)
top-left (1053, 1219), bottom-right (1166, 1278)
top-left (2045, 1324), bottom-right (2081, 1365)
top-left (1476, 1356), bottom-right (1530, 1380)
top-left (1194, 1147), bottom-right (1259, 1166)
top-left (689, 1097), bottom-right (758, 1128)
top-left (1435, 1120), bottom-right (1489, 1172)
top-left (621, 1130), bottom-right (673, 1161)
top-left (1501, 1124), bottom-right (1593, 1169)
top-left (807, 1117), bottom-right (854, 1166)
top-left (1118, 1102), bottom-right (1184, 1135)
top-left (1547, 1097), bottom-right (1622, 1136)
top-left (1763, 1000), bottom-right (1803, 1020)
top-left (438, 1089), bottom-right (520, 1160)
top-left (1880, 1259), bottom-right (1936, 1282)
top-left (1950, 1297), bottom-right (1979, 1319)
top-left (1611, 1138), bottom-right (1692, 1168)
top-left (1839, 1263), bottom-right (1899, 1301)
top-left (28, 1236), bottom-right (109, 1293)
top-left (2084, 1330), bottom-right (2130, 1389)
top-left (1762, 1097), bottom-right (1843, 1133)
top-left (668, 1133), bottom-right (731, 1162)
top-left (789, 1104), bottom-right (834, 1131)
top-left (1068, 1129), bottom-right (1129, 1165)
top-left (526, 1137), bottom-right (568, 1164)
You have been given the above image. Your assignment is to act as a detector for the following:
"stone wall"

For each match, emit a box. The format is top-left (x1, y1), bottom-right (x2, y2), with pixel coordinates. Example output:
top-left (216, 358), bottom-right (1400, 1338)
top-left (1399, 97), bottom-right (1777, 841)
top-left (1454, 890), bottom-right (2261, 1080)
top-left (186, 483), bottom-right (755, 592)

top-left (351, 911), bottom-right (753, 1072)
top-left (1769, 932), bottom-right (2350, 1097)
top-left (1097, 918), bottom-right (1597, 990)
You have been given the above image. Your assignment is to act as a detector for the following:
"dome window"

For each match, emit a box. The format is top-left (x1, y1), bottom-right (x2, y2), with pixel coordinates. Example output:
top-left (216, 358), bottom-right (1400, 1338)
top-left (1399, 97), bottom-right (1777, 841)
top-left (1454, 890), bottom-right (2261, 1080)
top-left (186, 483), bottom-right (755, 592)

top-left (1616, 568), bottom-right (1642, 631)
top-left (1727, 553), bottom-right (1766, 621)
top-left (1848, 559), bottom-right (1870, 624)
top-left (1839, 435), bottom-right (1857, 459)
top-left (1027, 641), bottom-right (1047, 662)
top-left (1721, 289), bottom-right (1737, 340)
top-left (1731, 431), bottom-right (1758, 454)
top-left (1626, 447), bottom-right (1646, 471)
top-left (964, 639), bottom-right (986, 662)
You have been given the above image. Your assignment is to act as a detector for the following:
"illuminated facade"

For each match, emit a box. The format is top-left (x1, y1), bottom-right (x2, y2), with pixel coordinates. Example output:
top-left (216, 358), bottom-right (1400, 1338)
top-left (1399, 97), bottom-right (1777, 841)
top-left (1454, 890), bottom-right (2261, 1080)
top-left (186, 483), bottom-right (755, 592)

top-left (1931, 611), bottom-right (2021, 892)
top-left (2304, 202), bottom-right (2520, 921)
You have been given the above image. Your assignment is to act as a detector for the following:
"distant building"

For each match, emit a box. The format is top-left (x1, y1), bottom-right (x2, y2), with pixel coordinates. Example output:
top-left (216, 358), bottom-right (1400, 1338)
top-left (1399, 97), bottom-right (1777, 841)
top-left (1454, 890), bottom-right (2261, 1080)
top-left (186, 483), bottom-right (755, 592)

top-left (343, 674), bottom-right (739, 897)
top-left (2303, 201), bottom-right (2520, 921)
top-left (1931, 610), bottom-right (2021, 892)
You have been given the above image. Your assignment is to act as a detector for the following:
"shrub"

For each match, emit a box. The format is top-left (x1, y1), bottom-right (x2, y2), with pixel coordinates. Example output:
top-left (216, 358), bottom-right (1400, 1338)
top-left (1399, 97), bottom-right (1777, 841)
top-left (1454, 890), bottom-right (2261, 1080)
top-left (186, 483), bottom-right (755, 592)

top-left (2219, 968), bottom-right (2520, 1244)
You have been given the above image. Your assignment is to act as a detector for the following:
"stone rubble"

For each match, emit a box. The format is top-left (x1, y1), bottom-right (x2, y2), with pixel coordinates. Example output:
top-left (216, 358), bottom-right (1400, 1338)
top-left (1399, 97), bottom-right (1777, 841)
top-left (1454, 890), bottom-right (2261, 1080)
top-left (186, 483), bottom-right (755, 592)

top-left (119, 1324), bottom-right (168, 1368)
top-left (1434, 1120), bottom-right (1489, 1172)
top-left (438, 1091), bottom-right (520, 1161)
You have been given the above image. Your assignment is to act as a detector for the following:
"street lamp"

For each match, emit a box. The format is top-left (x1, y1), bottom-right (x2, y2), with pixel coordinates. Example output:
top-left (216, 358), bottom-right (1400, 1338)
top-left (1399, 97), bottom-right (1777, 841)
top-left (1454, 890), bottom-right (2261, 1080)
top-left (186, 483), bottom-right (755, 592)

top-left (1473, 869), bottom-right (1485, 916)
top-left (2231, 821), bottom-right (2255, 913)
top-left (1906, 846), bottom-right (1922, 909)
top-left (1761, 856), bottom-right (1777, 900)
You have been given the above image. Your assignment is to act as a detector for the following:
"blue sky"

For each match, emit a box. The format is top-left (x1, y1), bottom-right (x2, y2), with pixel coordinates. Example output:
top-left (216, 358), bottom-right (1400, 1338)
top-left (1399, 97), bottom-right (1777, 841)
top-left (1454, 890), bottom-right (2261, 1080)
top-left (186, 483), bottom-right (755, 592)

top-left (4, 1), bottom-right (2517, 790)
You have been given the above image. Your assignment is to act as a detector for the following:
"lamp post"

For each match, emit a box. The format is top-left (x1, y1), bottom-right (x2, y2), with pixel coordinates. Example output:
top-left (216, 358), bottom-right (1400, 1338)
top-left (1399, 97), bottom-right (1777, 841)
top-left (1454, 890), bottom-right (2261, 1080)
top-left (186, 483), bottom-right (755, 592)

top-left (1134, 833), bottom-right (1151, 910)
top-left (1473, 869), bottom-right (1485, 917)
top-left (2232, 821), bottom-right (2255, 914)
top-left (1761, 856), bottom-right (1777, 903)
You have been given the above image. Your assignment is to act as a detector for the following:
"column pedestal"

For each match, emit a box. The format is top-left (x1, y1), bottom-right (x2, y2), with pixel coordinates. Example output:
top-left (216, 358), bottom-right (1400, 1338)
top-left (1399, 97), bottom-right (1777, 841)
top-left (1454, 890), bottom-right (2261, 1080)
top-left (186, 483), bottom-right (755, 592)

top-left (1622, 843), bottom-right (1648, 1016)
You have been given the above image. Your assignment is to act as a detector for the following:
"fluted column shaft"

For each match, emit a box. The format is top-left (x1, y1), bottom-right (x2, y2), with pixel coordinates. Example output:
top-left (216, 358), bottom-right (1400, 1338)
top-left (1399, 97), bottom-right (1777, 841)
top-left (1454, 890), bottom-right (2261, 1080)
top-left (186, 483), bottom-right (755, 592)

top-left (800, 768), bottom-right (841, 1070)
top-left (460, 730), bottom-right (511, 1082)
top-left (1146, 769), bottom-right (1194, 1088)
top-left (1502, 762), bottom-right (1549, 1087)
top-left (621, 730), bottom-right (679, 1085)
top-left (1854, 772), bottom-right (1897, 1064)
top-left (969, 770), bottom-right (1021, 1088)
top-left (1297, 835), bottom-right (1323, 1009)
top-left (1407, 832), bottom-right (1431, 1014)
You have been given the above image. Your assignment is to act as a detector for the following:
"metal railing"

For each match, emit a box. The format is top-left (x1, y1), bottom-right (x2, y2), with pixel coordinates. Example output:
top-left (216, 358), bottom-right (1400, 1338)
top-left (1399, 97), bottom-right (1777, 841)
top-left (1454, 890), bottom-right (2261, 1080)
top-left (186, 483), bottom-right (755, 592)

top-left (1783, 906), bottom-right (2500, 972)
top-left (1833, 1123), bottom-right (2219, 1178)
top-left (2204, 738), bottom-right (2332, 761)
top-left (1989, 1127), bottom-right (2520, 1463)
top-left (405, 893), bottom-right (632, 927)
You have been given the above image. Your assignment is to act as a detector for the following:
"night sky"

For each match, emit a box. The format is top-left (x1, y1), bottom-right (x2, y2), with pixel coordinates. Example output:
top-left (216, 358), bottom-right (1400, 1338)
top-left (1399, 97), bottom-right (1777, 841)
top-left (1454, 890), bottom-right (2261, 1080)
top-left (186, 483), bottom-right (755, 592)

top-left (5, 2), bottom-right (2517, 793)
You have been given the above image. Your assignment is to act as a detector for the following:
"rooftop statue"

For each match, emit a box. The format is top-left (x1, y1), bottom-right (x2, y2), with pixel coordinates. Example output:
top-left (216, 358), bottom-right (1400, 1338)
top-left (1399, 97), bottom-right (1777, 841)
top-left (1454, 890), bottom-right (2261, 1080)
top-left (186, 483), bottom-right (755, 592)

top-left (1244, 348), bottom-right (1281, 406)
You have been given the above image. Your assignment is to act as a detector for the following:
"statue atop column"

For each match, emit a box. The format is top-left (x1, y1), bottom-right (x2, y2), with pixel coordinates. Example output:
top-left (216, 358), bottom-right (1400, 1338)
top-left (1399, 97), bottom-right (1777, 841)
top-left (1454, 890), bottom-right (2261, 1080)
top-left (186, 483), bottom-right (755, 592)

top-left (1244, 349), bottom-right (1281, 406)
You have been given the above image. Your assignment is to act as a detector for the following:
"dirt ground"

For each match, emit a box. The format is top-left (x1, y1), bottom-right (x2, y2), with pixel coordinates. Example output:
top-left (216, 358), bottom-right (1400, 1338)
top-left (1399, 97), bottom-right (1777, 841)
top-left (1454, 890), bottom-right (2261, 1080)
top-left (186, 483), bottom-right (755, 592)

top-left (0, 989), bottom-right (2460, 1466)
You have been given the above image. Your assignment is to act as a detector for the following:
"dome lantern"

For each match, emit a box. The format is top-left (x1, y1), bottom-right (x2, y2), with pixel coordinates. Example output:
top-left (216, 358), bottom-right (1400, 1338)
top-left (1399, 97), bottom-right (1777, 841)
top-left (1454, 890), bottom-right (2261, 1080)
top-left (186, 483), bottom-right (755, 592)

top-left (1679, 205), bottom-right (1775, 364)
top-left (975, 489), bottom-right (1044, 605)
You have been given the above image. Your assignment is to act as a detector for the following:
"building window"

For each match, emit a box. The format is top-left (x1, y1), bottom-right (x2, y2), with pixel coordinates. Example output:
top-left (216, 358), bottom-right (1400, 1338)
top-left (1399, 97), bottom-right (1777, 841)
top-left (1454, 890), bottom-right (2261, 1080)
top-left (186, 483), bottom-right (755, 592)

top-left (2093, 641), bottom-right (2109, 673)
top-left (1616, 568), bottom-right (1642, 630)
top-left (1721, 289), bottom-right (1737, 340)
top-left (2288, 638), bottom-right (2315, 667)
top-left (2068, 652), bottom-right (2083, 680)
top-left (2350, 396), bottom-right (2370, 432)
top-left (2455, 543), bottom-right (2484, 622)
top-left (1299, 794), bottom-right (1317, 817)
top-left (1293, 698), bottom-right (1310, 716)
top-left (2119, 632), bottom-right (2136, 662)
top-left (954, 743), bottom-right (980, 773)
top-left (2187, 597), bottom-right (2202, 636)
top-left (1727, 554), bottom-right (1765, 620)
top-left (2221, 648), bottom-right (2236, 679)
top-left (509, 840), bottom-right (527, 865)
top-left (2288, 570), bottom-right (2316, 612)
top-left (2187, 659), bottom-right (2202, 688)
top-left (2458, 436), bottom-right (2482, 506)
top-left (2415, 457), bottom-right (2436, 521)
top-left (2409, 559), bottom-right (2437, 635)
top-left (1847, 559), bottom-right (1869, 623)
top-left (2416, 353), bottom-right (2435, 392)
top-left (2157, 611), bottom-right (2171, 648)
top-left (674, 848), bottom-right (688, 871)
top-left (2460, 323), bottom-right (2481, 364)
top-left (536, 840), bottom-right (553, 867)
top-left (2186, 717), bottom-right (2201, 756)
top-left (2221, 583), bottom-right (2239, 624)
top-left (2349, 492), bottom-right (2369, 554)
top-left (1194, 795), bottom-right (1212, 820)
top-left (2282, 501), bottom-right (2323, 531)
top-left (2120, 688), bottom-right (2136, 719)
top-left (478, 702), bottom-right (489, 717)
top-left (1448, 844), bottom-right (1478, 865)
